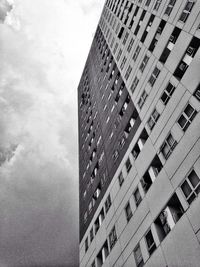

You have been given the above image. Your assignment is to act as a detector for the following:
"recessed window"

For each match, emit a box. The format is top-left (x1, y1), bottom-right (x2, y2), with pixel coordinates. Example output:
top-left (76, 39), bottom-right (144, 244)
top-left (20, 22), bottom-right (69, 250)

top-left (177, 103), bottom-right (197, 132)
top-left (139, 55), bottom-right (149, 72)
top-left (138, 90), bottom-right (148, 109)
top-left (147, 108), bottom-right (160, 130)
top-left (160, 82), bottom-right (176, 105)
top-left (154, 0), bottom-right (162, 11)
top-left (118, 171), bottom-right (124, 187)
top-left (131, 76), bottom-right (139, 93)
top-left (179, 0), bottom-right (195, 23)
top-left (105, 194), bottom-right (112, 213)
top-left (134, 187), bottom-right (142, 207)
top-left (141, 155), bottom-right (163, 193)
top-left (148, 67), bottom-right (160, 86)
top-left (125, 65), bottom-right (133, 80)
top-left (109, 226), bottom-right (117, 250)
top-left (181, 170), bottom-right (200, 204)
top-left (193, 84), bottom-right (200, 101)
top-left (91, 260), bottom-right (96, 267)
top-left (145, 229), bottom-right (156, 255)
top-left (161, 133), bottom-right (177, 159)
top-left (164, 0), bottom-right (176, 16)
top-left (85, 237), bottom-right (89, 253)
top-left (126, 157), bottom-right (132, 173)
top-left (133, 45), bottom-right (141, 62)
top-left (125, 201), bottom-right (133, 222)
top-left (90, 227), bottom-right (94, 242)
top-left (134, 244), bottom-right (144, 267)
top-left (97, 240), bottom-right (109, 266)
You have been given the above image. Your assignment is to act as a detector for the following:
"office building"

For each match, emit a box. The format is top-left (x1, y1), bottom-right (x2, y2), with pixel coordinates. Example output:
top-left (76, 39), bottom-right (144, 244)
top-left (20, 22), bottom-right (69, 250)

top-left (78, 0), bottom-right (200, 266)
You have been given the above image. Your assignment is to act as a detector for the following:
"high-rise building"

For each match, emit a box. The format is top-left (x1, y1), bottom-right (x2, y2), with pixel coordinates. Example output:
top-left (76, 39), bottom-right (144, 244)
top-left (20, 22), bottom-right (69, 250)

top-left (78, 1), bottom-right (200, 266)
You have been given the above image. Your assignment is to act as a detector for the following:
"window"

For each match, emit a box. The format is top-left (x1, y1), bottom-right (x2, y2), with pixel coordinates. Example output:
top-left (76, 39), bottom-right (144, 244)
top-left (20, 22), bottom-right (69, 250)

top-left (131, 77), bottom-right (139, 93)
top-left (141, 155), bottom-right (163, 192)
top-left (161, 82), bottom-right (175, 105)
top-left (181, 170), bottom-right (200, 204)
top-left (125, 65), bottom-right (132, 80)
top-left (177, 103), bottom-right (197, 132)
top-left (139, 55), bottom-right (149, 72)
top-left (161, 133), bottom-right (177, 159)
top-left (174, 37), bottom-right (200, 80)
top-left (133, 45), bottom-right (141, 61)
top-left (134, 187), bottom-right (142, 207)
top-left (147, 108), bottom-right (160, 130)
top-left (145, 229), bottom-right (156, 255)
top-left (126, 157), bottom-right (132, 173)
top-left (193, 84), bottom-right (200, 101)
top-left (84, 211), bottom-right (88, 224)
top-left (141, 14), bottom-right (155, 43)
top-left (164, 0), bottom-right (176, 16)
top-left (149, 20), bottom-right (166, 52)
top-left (148, 67), bottom-right (160, 86)
top-left (85, 237), bottom-right (89, 252)
top-left (127, 37), bottom-right (134, 52)
top-left (90, 228), bottom-right (94, 242)
top-left (109, 226), bottom-right (117, 250)
top-left (118, 171), bottom-right (124, 186)
top-left (145, 0), bottom-right (151, 6)
top-left (105, 194), bottom-right (112, 213)
top-left (155, 193), bottom-right (184, 242)
top-left (91, 260), bottom-right (96, 267)
top-left (179, 0), bottom-right (195, 23)
top-left (154, 0), bottom-right (162, 11)
top-left (125, 201), bottom-right (133, 222)
top-left (138, 90), bottom-right (148, 109)
top-left (97, 241), bottom-right (109, 266)
top-left (112, 149), bottom-right (119, 161)
top-left (134, 244), bottom-right (144, 267)
top-left (132, 128), bottom-right (149, 159)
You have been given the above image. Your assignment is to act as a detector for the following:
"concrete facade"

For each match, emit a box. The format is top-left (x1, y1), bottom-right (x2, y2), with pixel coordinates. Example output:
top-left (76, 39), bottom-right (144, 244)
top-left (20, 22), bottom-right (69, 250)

top-left (78, 0), bottom-right (200, 266)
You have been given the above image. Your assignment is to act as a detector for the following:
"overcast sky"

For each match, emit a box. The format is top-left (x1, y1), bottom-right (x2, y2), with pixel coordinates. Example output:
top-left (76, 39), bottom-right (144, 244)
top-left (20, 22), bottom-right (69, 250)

top-left (0, 0), bottom-right (104, 266)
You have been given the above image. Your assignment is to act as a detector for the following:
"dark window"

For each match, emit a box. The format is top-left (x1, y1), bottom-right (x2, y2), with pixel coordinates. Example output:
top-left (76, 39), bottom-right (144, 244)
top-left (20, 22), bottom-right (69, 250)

top-left (148, 67), bottom-right (160, 86)
top-left (155, 193), bottom-right (184, 242)
top-left (179, 0), bottom-right (195, 23)
top-left (164, 0), bottom-right (176, 16)
top-left (160, 82), bottom-right (176, 105)
top-left (177, 103), bottom-right (197, 132)
top-left (85, 237), bottom-right (89, 253)
top-left (90, 228), bottom-right (94, 242)
top-left (161, 133), bottom-right (177, 159)
top-left (126, 157), bottom-right (132, 173)
top-left (149, 20), bottom-right (166, 52)
top-left (138, 90), bottom-right (148, 109)
top-left (141, 14), bottom-right (155, 43)
top-left (181, 170), bottom-right (200, 204)
top-left (139, 55), bottom-right (149, 72)
top-left (105, 194), bottom-right (112, 213)
top-left (118, 172), bottom-right (124, 186)
top-left (125, 201), bottom-right (133, 222)
top-left (145, 229), bottom-right (156, 255)
top-left (134, 244), bottom-right (144, 267)
top-left (193, 84), bottom-right (200, 101)
top-left (159, 27), bottom-right (181, 64)
top-left (134, 187), bottom-right (142, 207)
top-left (109, 226), bottom-right (117, 250)
top-left (147, 108), bottom-right (160, 130)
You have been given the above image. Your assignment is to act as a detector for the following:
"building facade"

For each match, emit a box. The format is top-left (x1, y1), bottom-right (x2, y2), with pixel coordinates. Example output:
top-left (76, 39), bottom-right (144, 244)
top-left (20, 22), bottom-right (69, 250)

top-left (78, 0), bottom-right (200, 266)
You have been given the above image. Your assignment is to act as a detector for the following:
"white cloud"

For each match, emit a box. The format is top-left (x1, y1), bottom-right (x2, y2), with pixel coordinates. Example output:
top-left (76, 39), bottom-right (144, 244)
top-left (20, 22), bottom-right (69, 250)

top-left (0, 0), bottom-right (104, 266)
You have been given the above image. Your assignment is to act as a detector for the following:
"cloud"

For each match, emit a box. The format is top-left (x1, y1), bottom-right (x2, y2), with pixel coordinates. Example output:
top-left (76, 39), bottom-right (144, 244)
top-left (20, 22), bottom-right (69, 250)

top-left (0, 0), bottom-right (12, 22)
top-left (0, 0), bottom-right (105, 266)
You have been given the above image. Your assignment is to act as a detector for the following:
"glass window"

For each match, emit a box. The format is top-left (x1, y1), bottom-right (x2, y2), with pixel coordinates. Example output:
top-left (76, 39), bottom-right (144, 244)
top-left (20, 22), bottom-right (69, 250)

top-left (125, 201), bottom-right (133, 222)
top-left (134, 187), bottom-right (142, 207)
top-left (134, 244), bottom-right (144, 267)
top-left (161, 133), bottom-right (177, 159)
top-left (145, 229), bottom-right (156, 255)
top-left (177, 103), bottom-right (197, 132)
top-left (181, 170), bottom-right (200, 204)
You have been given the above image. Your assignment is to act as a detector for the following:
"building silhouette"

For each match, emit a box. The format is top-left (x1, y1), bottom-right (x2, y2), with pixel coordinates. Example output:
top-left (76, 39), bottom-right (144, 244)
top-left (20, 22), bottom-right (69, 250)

top-left (78, 0), bottom-right (200, 266)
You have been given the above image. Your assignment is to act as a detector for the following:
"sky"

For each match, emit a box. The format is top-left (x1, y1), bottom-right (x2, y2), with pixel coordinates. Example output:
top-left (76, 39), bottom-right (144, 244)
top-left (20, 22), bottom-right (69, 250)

top-left (0, 0), bottom-right (104, 266)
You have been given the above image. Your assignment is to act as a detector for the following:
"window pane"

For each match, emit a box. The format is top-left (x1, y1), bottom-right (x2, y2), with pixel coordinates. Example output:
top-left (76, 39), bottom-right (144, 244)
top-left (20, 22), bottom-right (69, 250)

top-left (188, 170), bottom-right (200, 188)
top-left (185, 104), bottom-right (194, 117)
top-left (181, 180), bottom-right (192, 197)
top-left (178, 115), bottom-right (187, 128)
